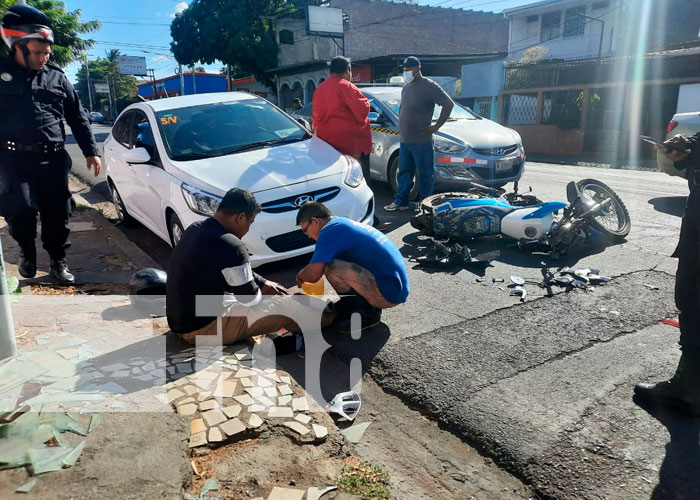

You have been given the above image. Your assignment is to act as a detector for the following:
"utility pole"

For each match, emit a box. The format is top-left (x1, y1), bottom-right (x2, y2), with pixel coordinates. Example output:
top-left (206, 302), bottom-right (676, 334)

top-left (84, 51), bottom-right (94, 111)
top-left (0, 237), bottom-right (16, 362)
top-left (179, 64), bottom-right (185, 96)
top-left (191, 65), bottom-right (197, 94)
top-left (148, 69), bottom-right (157, 99)
top-left (578, 13), bottom-right (605, 59)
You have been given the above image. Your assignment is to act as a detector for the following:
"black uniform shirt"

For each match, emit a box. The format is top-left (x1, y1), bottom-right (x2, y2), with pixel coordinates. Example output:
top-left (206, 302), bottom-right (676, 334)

top-left (166, 217), bottom-right (267, 334)
top-left (0, 56), bottom-right (99, 157)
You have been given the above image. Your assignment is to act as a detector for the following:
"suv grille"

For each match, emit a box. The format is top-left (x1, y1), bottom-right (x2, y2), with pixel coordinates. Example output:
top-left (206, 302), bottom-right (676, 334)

top-left (266, 230), bottom-right (315, 253)
top-left (260, 187), bottom-right (341, 214)
top-left (472, 145), bottom-right (517, 157)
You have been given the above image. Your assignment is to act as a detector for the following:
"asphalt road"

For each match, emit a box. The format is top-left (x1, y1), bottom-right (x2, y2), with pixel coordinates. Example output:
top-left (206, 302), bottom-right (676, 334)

top-left (67, 124), bottom-right (697, 499)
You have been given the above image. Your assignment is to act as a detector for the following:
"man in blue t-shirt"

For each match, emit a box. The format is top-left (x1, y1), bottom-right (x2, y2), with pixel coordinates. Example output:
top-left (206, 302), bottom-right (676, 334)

top-left (296, 201), bottom-right (409, 332)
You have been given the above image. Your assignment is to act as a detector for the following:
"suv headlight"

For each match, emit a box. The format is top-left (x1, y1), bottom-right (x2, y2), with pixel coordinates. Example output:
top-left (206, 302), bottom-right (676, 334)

top-left (434, 139), bottom-right (467, 154)
top-left (181, 183), bottom-right (222, 216)
top-left (344, 155), bottom-right (364, 188)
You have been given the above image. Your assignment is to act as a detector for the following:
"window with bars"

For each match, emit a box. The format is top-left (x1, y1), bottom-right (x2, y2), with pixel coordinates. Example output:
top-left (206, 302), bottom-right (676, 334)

top-left (504, 93), bottom-right (538, 125)
top-left (279, 30), bottom-right (294, 45)
top-left (542, 89), bottom-right (583, 129)
top-left (564, 6), bottom-right (586, 38)
top-left (473, 97), bottom-right (493, 119)
top-left (540, 11), bottom-right (561, 42)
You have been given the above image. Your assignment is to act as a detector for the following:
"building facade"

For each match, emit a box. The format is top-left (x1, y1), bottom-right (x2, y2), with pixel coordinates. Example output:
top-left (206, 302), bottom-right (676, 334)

top-left (137, 73), bottom-right (228, 99)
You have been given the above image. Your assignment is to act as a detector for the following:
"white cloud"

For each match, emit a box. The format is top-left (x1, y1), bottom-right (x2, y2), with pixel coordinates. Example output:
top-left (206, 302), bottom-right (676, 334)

top-left (154, 12), bottom-right (162, 18)
top-left (170, 2), bottom-right (188, 17)
top-left (152, 55), bottom-right (169, 62)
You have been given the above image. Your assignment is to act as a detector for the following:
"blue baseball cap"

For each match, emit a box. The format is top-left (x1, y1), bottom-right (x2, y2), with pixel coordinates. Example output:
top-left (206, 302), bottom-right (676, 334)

top-left (400, 56), bottom-right (421, 68)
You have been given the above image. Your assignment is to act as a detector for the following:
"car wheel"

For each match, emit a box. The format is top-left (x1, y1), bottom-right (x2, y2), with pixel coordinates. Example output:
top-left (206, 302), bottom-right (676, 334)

top-left (168, 212), bottom-right (184, 247)
top-left (109, 180), bottom-right (136, 226)
top-left (388, 154), bottom-right (419, 201)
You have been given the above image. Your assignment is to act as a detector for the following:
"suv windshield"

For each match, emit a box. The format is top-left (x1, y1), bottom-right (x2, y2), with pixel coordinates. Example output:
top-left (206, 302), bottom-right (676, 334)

top-left (378, 94), bottom-right (479, 121)
top-left (157, 98), bottom-right (309, 161)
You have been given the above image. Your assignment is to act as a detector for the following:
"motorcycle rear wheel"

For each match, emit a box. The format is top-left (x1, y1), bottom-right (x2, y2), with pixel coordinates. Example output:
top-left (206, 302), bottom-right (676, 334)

top-left (571, 179), bottom-right (631, 241)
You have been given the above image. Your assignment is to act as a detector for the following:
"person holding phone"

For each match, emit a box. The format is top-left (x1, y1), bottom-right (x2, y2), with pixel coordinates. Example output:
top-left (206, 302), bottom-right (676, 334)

top-left (634, 133), bottom-right (700, 416)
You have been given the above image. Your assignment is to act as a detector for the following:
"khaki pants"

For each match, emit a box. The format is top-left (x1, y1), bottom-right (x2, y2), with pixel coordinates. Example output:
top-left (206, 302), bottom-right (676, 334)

top-left (181, 295), bottom-right (333, 345)
top-left (325, 260), bottom-right (399, 309)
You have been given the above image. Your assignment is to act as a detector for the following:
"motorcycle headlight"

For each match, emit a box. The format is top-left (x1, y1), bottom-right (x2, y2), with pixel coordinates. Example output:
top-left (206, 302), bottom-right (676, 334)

top-left (181, 183), bottom-right (222, 216)
top-left (344, 156), bottom-right (364, 188)
top-left (434, 139), bottom-right (467, 155)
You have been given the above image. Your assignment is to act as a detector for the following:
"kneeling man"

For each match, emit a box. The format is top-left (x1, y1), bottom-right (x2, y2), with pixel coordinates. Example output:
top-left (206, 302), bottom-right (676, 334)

top-left (167, 188), bottom-right (300, 347)
top-left (296, 202), bottom-right (409, 332)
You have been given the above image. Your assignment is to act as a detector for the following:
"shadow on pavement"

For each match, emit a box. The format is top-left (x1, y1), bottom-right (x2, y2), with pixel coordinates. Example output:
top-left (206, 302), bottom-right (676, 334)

top-left (633, 396), bottom-right (700, 500)
top-left (649, 196), bottom-right (687, 218)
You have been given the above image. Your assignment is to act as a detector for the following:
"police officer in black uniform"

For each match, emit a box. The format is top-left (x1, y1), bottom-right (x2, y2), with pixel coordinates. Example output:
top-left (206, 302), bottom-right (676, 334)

top-left (634, 133), bottom-right (700, 416)
top-left (0, 4), bottom-right (100, 284)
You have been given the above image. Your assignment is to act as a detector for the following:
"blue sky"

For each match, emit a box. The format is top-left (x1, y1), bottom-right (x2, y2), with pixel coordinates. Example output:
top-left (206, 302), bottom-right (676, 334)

top-left (63, 0), bottom-right (536, 83)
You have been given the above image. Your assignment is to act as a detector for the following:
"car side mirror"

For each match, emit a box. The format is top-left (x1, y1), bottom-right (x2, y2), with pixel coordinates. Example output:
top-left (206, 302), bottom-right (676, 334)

top-left (368, 111), bottom-right (382, 123)
top-left (123, 147), bottom-right (152, 164)
top-left (296, 117), bottom-right (311, 130)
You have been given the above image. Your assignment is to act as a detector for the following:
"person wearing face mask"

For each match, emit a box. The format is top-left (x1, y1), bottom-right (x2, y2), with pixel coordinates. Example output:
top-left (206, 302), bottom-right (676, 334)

top-left (0, 4), bottom-right (101, 284)
top-left (384, 56), bottom-right (453, 211)
top-left (312, 56), bottom-right (372, 180)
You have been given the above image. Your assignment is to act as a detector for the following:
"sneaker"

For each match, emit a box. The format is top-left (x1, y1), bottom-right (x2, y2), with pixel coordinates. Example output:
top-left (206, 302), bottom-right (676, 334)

top-left (49, 258), bottom-right (75, 285)
top-left (384, 202), bottom-right (409, 212)
top-left (18, 246), bottom-right (37, 279)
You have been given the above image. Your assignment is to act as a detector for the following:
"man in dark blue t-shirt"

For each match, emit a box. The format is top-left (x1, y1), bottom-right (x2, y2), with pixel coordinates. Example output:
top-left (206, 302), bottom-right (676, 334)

top-left (296, 201), bottom-right (409, 332)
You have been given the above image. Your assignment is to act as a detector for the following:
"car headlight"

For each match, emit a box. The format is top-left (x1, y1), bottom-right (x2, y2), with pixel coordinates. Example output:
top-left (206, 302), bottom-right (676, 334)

top-left (434, 139), bottom-right (467, 154)
top-left (344, 156), bottom-right (364, 188)
top-left (181, 183), bottom-right (222, 216)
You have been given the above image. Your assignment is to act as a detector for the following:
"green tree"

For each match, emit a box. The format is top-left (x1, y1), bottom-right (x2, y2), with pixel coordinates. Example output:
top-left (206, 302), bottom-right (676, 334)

top-left (0, 0), bottom-right (99, 67)
top-left (74, 51), bottom-right (138, 115)
top-left (170, 0), bottom-right (319, 89)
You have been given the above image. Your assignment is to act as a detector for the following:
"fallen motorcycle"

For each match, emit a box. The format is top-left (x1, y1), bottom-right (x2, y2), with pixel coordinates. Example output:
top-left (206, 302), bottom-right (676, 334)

top-left (410, 179), bottom-right (631, 259)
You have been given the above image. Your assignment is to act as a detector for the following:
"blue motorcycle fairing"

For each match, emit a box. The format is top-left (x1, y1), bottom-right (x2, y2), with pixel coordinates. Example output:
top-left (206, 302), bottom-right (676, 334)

top-left (521, 201), bottom-right (567, 219)
top-left (435, 198), bottom-right (515, 214)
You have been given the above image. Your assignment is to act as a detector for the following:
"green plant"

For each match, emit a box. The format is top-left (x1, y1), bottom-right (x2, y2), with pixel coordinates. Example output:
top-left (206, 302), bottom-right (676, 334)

top-left (336, 461), bottom-right (391, 500)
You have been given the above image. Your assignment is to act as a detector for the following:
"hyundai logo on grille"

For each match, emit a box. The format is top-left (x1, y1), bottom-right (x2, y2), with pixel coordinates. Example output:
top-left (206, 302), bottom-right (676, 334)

top-left (294, 195), bottom-right (314, 207)
top-left (494, 147), bottom-right (507, 156)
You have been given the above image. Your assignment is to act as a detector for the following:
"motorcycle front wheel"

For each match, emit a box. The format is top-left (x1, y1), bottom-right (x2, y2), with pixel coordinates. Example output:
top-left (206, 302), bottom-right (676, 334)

top-left (419, 191), bottom-right (484, 214)
top-left (571, 179), bottom-right (631, 241)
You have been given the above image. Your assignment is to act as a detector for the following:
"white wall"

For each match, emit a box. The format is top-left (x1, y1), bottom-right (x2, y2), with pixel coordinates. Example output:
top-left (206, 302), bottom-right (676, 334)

top-left (507, 0), bottom-right (618, 61)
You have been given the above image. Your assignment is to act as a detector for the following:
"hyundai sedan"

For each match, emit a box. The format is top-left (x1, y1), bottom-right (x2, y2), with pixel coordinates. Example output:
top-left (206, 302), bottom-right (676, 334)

top-left (104, 92), bottom-right (374, 267)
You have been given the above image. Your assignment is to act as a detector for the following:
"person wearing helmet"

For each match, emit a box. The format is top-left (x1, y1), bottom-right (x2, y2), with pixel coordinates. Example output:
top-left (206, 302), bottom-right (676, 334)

top-left (0, 4), bottom-right (101, 284)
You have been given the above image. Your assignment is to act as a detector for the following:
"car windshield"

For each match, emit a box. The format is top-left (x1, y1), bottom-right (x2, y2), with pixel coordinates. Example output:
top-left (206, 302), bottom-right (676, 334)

top-left (378, 95), bottom-right (479, 121)
top-left (157, 98), bottom-right (309, 161)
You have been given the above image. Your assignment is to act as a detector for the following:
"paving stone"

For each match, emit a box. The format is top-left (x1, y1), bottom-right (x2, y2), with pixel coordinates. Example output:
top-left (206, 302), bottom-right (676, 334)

top-left (245, 387), bottom-right (264, 398)
top-left (311, 424), bottom-right (328, 440)
top-left (267, 486), bottom-right (305, 500)
top-left (199, 400), bottom-right (219, 411)
top-left (214, 380), bottom-right (237, 398)
top-left (266, 373), bottom-right (281, 383)
top-left (195, 370), bottom-right (219, 380)
top-left (197, 391), bottom-right (213, 402)
top-left (182, 385), bottom-right (197, 396)
top-left (294, 414), bottom-right (312, 425)
top-left (255, 396), bottom-right (275, 407)
top-left (239, 377), bottom-right (254, 387)
top-left (190, 418), bottom-right (207, 434)
top-left (166, 389), bottom-right (185, 402)
top-left (178, 397), bottom-right (196, 405)
top-left (249, 404), bottom-right (266, 412)
top-left (278, 395), bottom-right (292, 406)
top-left (283, 421), bottom-right (310, 436)
top-left (208, 427), bottom-right (225, 443)
top-left (233, 394), bottom-right (254, 406)
top-left (220, 418), bottom-right (246, 437)
top-left (202, 409), bottom-right (227, 427)
top-left (248, 413), bottom-right (264, 429)
top-left (188, 431), bottom-right (207, 448)
top-left (255, 376), bottom-right (273, 388)
top-left (279, 376), bottom-right (291, 385)
top-left (222, 404), bottom-right (241, 419)
top-left (264, 386), bottom-right (278, 398)
top-left (291, 397), bottom-right (309, 412)
top-left (177, 403), bottom-right (198, 416)
top-left (176, 363), bottom-right (193, 374)
top-left (268, 407), bottom-right (294, 418)
top-left (277, 384), bottom-right (293, 396)
top-left (234, 368), bottom-right (254, 378)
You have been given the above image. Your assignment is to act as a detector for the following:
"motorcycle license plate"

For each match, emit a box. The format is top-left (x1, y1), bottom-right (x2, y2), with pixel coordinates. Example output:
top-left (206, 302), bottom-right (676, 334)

top-left (495, 159), bottom-right (513, 172)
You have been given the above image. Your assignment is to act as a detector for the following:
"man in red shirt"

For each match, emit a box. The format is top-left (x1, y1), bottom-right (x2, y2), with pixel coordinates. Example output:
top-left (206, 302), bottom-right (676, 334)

top-left (312, 56), bottom-right (372, 179)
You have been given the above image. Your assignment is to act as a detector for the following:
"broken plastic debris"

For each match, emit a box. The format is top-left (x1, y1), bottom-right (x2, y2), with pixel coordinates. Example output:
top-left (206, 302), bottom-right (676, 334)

top-left (15, 477), bottom-right (37, 493)
top-left (61, 440), bottom-right (86, 467)
top-left (644, 283), bottom-right (660, 290)
top-left (200, 477), bottom-right (220, 496)
top-left (327, 391), bottom-right (361, 422)
top-left (661, 318), bottom-right (680, 328)
top-left (339, 421), bottom-right (371, 444)
top-left (29, 446), bottom-right (74, 475)
top-left (307, 486), bottom-right (338, 500)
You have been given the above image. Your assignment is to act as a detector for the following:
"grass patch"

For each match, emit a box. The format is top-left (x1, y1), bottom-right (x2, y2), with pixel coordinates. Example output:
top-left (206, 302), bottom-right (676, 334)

top-left (74, 203), bottom-right (90, 212)
top-left (336, 460), bottom-right (391, 500)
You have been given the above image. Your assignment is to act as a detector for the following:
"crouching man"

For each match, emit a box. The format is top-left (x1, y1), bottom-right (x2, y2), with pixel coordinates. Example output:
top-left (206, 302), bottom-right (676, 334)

top-left (166, 188), bottom-right (302, 349)
top-left (295, 201), bottom-right (409, 333)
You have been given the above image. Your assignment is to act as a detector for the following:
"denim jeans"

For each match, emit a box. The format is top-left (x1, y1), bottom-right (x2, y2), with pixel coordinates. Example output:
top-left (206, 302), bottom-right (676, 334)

top-left (394, 141), bottom-right (435, 206)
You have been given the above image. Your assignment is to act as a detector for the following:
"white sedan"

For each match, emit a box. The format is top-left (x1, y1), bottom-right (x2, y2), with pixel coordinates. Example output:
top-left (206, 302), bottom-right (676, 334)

top-left (104, 92), bottom-right (374, 267)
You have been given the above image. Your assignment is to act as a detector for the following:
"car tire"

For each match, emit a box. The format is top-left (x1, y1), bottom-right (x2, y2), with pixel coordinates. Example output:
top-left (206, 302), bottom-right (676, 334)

top-left (388, 154), bottom-right (419, 201)
top-left (168, 212), bottom-right (184, 247)
top-left (109, 180), bottom-right (136, 226)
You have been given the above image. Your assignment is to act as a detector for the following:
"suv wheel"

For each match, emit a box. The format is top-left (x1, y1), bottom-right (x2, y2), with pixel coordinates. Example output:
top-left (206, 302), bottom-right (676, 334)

top-left (388, 155), bottom-right (419, 201)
